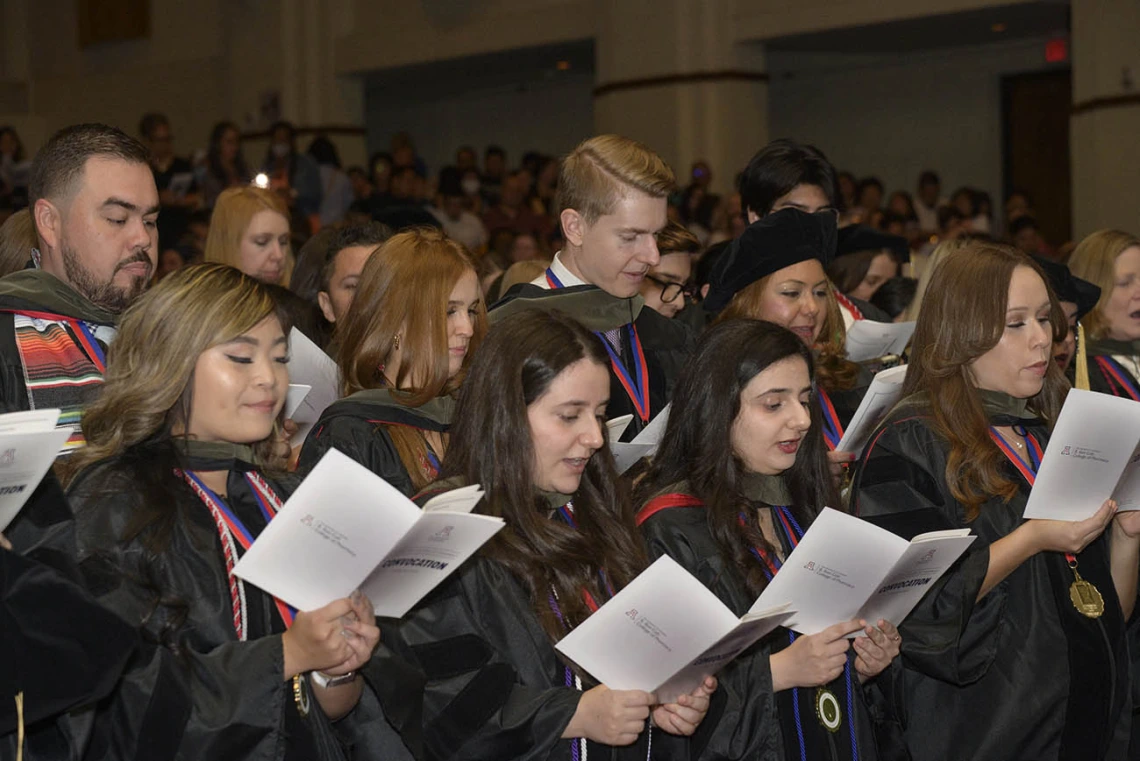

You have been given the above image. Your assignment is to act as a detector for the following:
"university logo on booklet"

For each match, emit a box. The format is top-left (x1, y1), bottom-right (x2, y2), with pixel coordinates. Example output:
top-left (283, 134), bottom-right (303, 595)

top-left (0, 448), bottom-right (14, 466)
top-left (918, 549), bottom-right (937, 564)
top-left (625, 608), bottom-right (639, 621)
top-left (429, 525), bottom-right (454, 542)
top-left (803, 560), bottom-right (816, 571)
top-left (301, 514), bottom-right (314, 526)
top-left (1062, 446), bottom-right (1071, 456)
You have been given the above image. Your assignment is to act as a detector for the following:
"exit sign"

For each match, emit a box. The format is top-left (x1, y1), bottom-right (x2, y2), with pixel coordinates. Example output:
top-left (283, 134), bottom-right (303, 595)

top-left (1046, 38), bottom-right (1068, 63)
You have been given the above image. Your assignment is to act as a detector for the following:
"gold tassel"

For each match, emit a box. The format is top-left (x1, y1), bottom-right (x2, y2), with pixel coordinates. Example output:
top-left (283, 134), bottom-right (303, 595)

top-left (1075, 322), bottom-right (1090, 391)
top-left (15, 691), bottom-right (24, 761)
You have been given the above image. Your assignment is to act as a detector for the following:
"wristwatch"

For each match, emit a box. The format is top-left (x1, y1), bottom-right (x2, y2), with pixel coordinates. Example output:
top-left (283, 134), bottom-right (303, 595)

top-left (310, 670), bottom-right (356, 688)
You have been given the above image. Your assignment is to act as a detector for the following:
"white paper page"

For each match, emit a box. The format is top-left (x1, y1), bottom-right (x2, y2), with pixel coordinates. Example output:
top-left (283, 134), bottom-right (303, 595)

top-left (606, 415), bottom-right (633, 442)
top-left (1022, 389), bottom-right (1140, 520)
top-left (232, 449), bottom-right (424, 611)
top-left (555, 556), bottom-right (742, 693)
top-left (653, 603), bottom-right (792, 704)
top-left (632, 404), bottom-right (671, 444)
top-left (855, 534), bottom-right (975, 632)
top-left (844, 321), bottom-right (916, 363)
top-left (0, 427), bottom-right (74, 531)
top-left (1107, 439), bottom-right (1140, 511)
top-left (285, 385), bottom-right (312, 419)
top-left (0, 409), bottom-right (61, 434)
top-left (835, 365), bottom-right (907, 455)
top-left (286, 328), bottom-right (340, 444)
top-left (751, 508), bottom-right (908, 635)
top-left (361, 511), bottom-right (504, 617)
top-left (421, 484), bottom-right (485, 514)
top-left (610, 443), bottom-right (655, 475)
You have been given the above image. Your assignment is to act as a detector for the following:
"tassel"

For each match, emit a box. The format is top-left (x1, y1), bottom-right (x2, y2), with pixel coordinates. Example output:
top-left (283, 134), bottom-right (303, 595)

top-left (1075, 322), bottom-right (1090, 391)
top-left (15, 691), bottom-right (24, 761)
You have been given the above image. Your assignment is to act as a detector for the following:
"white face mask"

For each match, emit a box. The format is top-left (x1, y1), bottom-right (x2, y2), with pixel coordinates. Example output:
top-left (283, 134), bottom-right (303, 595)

top-left (461, 177), bottom-right (480, 195)
top-left (271, 142), bottom-right (290, 158)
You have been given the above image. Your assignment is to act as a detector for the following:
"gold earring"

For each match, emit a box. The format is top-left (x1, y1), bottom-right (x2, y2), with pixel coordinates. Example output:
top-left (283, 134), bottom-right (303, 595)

top-left (393, 334), bottom-right (401, 351)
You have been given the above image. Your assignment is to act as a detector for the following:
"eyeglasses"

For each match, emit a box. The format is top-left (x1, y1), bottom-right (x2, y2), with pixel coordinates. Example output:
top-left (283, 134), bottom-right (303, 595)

top-left (645, 274), bottom-right (694, 304)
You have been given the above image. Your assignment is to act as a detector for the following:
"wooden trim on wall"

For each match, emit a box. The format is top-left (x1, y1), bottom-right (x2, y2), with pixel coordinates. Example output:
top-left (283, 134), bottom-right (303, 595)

top-left (1071, 93), bottom-right (1140, 116)
top-left (593, 70), bottom-right (769, 98)
top-left (241, 124), bottom-right (367, 140)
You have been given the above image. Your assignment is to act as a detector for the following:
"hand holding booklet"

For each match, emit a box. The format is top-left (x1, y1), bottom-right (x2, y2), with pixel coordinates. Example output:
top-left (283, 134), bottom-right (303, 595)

top-left (845, 320), bottom-right (915, 363)
top-left (1022, 388), bottom-right (1140, 521)
top-left (0, 409), bottom-right (74, 531)
top-left (751, 508), bottom-right (975, 636)
top-left (555, 555), bottom-right (793, 704)
top-left (835, 364), bottom-right (907, 455)
top-left (232, 449), bottom-right (504, 617)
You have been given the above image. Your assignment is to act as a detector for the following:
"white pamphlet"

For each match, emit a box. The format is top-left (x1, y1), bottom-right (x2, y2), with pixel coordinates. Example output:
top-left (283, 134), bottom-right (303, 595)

top-left (286, 328), bottom-right (340, 444)
top-left (611, 403), bottom-right (671, 474)
top-left (0, 409), bottom-right (74, 531)
top-left (751, 507), bottom-right (974, 636)
top-left (845, 320), bottom-right (916, 363)
top-left (606, 414), bottom-right (633, 442)
top-left (1022, 389), bottom-right (1140, 520)
top-left (836, 365), bottom-right (907, 455)
top-left (556, 555), bottom-right (793, 703)
top-left (232, 449), bottom-right (503, 617)
top-left (285, 384), bottom-right (312, 419)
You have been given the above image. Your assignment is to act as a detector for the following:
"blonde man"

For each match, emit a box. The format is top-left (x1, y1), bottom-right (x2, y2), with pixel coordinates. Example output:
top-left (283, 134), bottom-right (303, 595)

top-left (493, 134), bottom-right (692, 440)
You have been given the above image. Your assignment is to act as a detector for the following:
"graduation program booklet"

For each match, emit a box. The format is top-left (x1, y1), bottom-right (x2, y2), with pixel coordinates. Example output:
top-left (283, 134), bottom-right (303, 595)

top-left (836, 365), bottom-right (907, 456)
top-left (751, 508), bottom-right (974, 637)
top-left (611, 404), bottom-right (671, 474)
top-left (286, 328), bottom-right (340, 444)
top-left (0, 409), bottom-right (73, 531)
top-left (232, 448), bottom-right (504, 617)
top-left (1022, 388), bottom-right (1140, 521)
top-left (555, 555), bottom-right (793, 704)
top-left (845, 320), bottom-right (915, 363)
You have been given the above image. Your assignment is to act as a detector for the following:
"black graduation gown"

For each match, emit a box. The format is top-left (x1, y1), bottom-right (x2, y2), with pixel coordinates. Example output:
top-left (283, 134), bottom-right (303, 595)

top-left (493, 283), bottom-right (694, 442)
top-left (297, 391), bottom-right (451, 496)
top-left (1, 543), bottom-right (138, 760)
top-left (639, 491), bottom-right (887, 761)
top-left (851, 406), bottom-right (1133, 761)
top-left (1085, 339), bottom-right (1140, 400)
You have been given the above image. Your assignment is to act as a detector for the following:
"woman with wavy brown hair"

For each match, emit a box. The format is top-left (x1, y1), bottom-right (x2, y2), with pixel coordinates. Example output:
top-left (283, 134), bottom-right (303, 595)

top-left (851, 242), bottom-right (1139, 761)
top-left (57, 264), bottom-right (385, 760)
top-left (297, 227), bottom-right (485, 495)
top-left (385, 308), bottom-right (714, 760)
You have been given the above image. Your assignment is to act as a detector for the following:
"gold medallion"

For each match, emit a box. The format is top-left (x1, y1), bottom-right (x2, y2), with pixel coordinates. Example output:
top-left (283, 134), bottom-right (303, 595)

top-left (815, 687), bottom-right (842, 733)
top-left (1069, 573), bottom-right (1105, 619)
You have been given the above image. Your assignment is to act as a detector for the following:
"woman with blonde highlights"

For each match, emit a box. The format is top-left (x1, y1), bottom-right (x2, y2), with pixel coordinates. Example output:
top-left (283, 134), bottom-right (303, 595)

top-left (851, 243), bottom-right (1138, 761)
top-left (1068, 229), bottom-right (1140, 399)
top-left (60, 264), bottom-right (385, 760)
top-left (298, 227), bottom-right (485, 495)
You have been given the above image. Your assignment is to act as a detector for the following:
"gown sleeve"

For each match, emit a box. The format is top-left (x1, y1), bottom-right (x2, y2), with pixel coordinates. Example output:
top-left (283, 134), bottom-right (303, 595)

top-left (66, 467), bottom-right (298, 760)
top-left (851, 416), bottom-right (1004, 687)
top-left (640, 508), bottom-right (783, 761)
top-left (383, 559), bottom-right (582, 761)
top-left (297, 415), bottom-right (414, 496)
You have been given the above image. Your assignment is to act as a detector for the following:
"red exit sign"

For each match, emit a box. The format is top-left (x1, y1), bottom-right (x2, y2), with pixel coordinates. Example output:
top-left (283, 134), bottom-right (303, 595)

top-left (1046, 38), bottom-right (1068, 63)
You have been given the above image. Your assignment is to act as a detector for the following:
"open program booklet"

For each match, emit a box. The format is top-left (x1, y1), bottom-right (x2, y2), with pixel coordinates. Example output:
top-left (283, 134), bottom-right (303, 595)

top-left (555, 555), bottom-right (793, 704)
top-left (233, 448), bottom-right (503, 617)
top-left (0, 409), bottom-right (73, 531)
top-left (752, 508), bottom-right (975, 636)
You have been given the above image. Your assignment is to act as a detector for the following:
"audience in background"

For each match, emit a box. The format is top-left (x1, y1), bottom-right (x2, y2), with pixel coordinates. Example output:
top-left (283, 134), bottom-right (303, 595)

top-left (200, 120), bottom-right (250, 208)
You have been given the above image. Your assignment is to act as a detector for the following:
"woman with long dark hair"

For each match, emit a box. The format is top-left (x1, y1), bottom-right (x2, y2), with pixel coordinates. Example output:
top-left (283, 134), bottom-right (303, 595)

top-left (851, 243), bottom-right (1138, 760)
top-left (635, 319), bottom-right (900, 761)
top-left (297, 228), bottom-right (485, 495)
top-left (59, 264), bottom-right (385, 759)
top-left (201, 120), bottom-right (251, 208)
top-left (385, 309), bottom-right (714, 760)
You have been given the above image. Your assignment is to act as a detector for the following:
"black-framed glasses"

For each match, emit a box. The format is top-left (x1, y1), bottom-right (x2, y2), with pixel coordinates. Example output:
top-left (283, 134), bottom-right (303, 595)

top-left (645, 274), bottom-right (694, 303)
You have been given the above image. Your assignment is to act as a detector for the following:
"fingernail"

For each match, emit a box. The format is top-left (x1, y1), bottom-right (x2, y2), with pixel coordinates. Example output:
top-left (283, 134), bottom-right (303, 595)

top-left (351, 589), bottom-right (363, 605)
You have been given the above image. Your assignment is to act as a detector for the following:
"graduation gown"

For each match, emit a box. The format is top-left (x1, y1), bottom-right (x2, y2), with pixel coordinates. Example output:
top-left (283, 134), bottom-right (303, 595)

top-left (383, 483), bottom-right (693, 761)
top-left (850, 397), bottom-right (1133, 761)
top-left (51, 442), bottom-right (413, 761)
top-left (297, 389), bottom-right (453, 496)
top-left (492, 283), bottom-right (694, 442)
top-left (638, 482), bottom-right (889, 761)
top-left (1085, 338), bottom-right (1140, 401)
